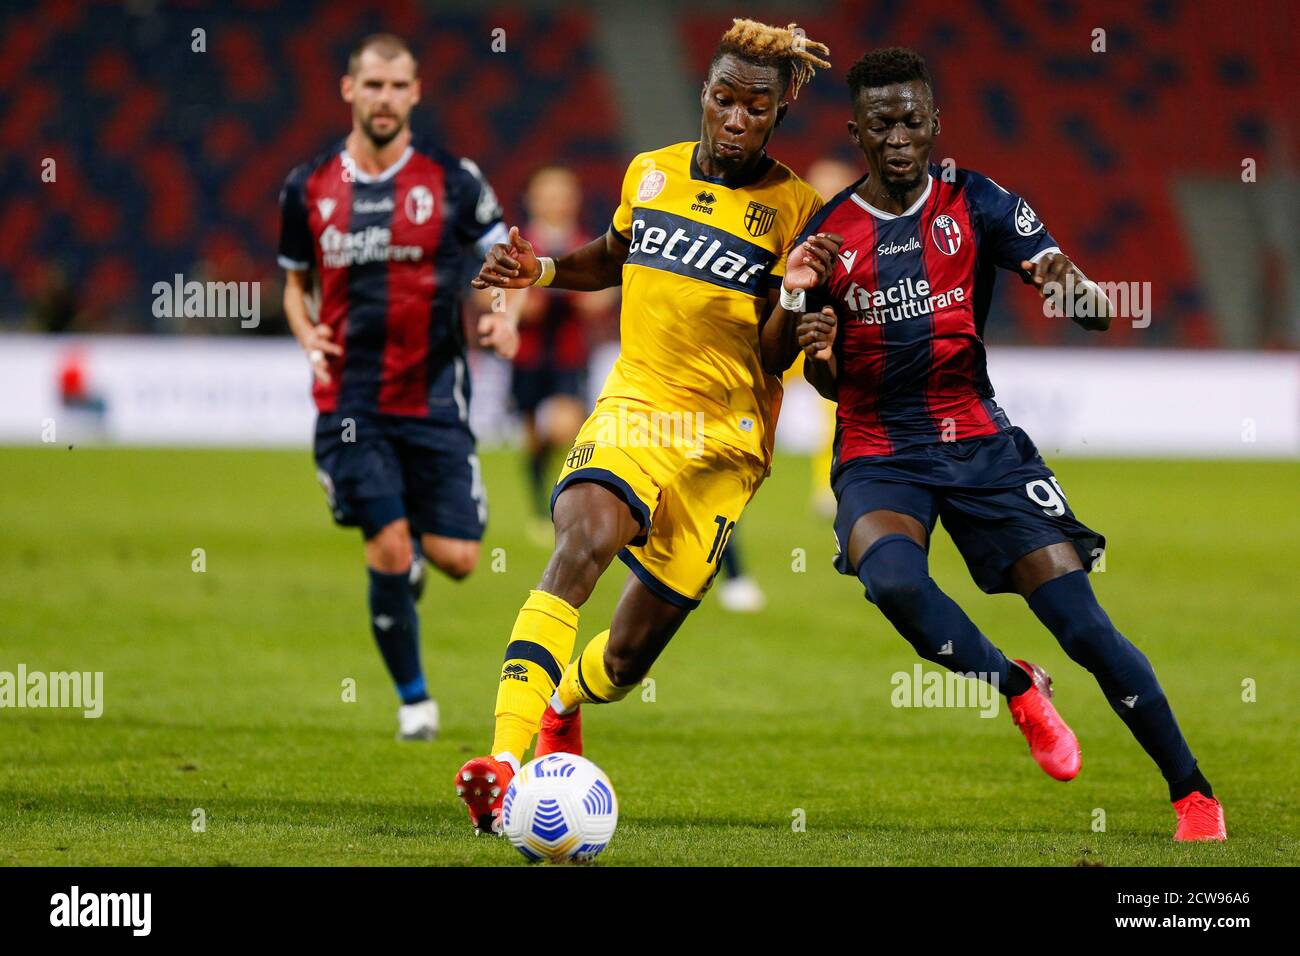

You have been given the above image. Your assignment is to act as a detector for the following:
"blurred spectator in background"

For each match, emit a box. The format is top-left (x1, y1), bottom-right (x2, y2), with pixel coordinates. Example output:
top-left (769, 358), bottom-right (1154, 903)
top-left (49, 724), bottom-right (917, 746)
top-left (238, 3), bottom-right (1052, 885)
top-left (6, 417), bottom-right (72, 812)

top-left (1176, 166), bottom-right (1300, 349)
top-left (511, 166), bottom-right (616, 539)
top-left (33, 263), bottom-right (81, 334)
top-left (806, 156), bottom-right (861, 198)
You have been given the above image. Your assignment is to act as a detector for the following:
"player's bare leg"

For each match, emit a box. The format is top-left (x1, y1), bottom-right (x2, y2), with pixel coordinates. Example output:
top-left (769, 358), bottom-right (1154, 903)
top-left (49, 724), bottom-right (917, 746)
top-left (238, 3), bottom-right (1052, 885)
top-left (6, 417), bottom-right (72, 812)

top-left (408, 530), bottom-right (476, 611)
top-left (541, 482), bottom-right (643, 605)
top-left (419, 533), bottom-right (479, 581)
top-left (538, 572), bottom-right (691, 758)
top-left (605, 574), bottom-right (692, 683)
top-left (366, 517), bottom-right (415, 572)
top-left (848, 509), bottom-right (1081, 780)
top-left (455, 481), bottom-right (640, 833)
top-left (1011, 543), bottom-right (1224, 839)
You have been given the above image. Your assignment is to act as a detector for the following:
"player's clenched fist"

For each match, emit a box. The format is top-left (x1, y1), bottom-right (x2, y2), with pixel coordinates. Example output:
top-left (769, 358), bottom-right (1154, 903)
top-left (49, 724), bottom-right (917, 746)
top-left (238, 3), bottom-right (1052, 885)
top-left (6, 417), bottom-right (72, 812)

top-left (1020, 252), bottom-right (1077, 296)
top-left (797, 306), bottom-right (837, 362)
top-left (301, 323), bottom-right (343, 385)
top-left (471, 226), bottom-right (540, 289)
top-left (477, 313), bottom-right (519, 360)
top-left (783, 232), bottom-right (844, 291)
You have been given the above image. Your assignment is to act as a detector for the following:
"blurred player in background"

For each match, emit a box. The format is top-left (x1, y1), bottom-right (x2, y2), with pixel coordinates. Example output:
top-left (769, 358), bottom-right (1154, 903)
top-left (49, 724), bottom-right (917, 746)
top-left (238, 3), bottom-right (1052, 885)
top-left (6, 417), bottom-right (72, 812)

top-left (455, 19), bottom-right (838, 834)
top-left (278, 34), bottom-right (520, 742)
top-left (511, 167), bottom-right (615, 541)
top-left (783, 48), bottom-right (1224, 840)
top-left (714, 527), bottom-right (765, 612)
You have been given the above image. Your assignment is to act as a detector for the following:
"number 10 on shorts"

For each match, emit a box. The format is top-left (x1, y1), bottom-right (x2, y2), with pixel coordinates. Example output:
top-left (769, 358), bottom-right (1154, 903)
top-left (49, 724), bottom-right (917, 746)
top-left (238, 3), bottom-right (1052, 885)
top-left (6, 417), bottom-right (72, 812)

top-left (707, 514), bottom-right (736, 563)
top-left (1025, 477), bottom-right (1069, 516)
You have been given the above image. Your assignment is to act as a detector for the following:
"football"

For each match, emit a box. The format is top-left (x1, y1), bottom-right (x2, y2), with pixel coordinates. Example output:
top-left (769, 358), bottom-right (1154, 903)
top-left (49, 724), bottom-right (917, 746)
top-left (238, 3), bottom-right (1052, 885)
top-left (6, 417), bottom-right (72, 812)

top-left (501, 753), bottom-right (618, 863)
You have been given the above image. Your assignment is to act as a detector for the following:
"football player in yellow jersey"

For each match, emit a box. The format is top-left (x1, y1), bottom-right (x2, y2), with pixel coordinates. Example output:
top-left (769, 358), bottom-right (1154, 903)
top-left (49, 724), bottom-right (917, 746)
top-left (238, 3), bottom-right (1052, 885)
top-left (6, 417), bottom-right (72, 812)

top-left (455, 19), bottom-right (842, 835)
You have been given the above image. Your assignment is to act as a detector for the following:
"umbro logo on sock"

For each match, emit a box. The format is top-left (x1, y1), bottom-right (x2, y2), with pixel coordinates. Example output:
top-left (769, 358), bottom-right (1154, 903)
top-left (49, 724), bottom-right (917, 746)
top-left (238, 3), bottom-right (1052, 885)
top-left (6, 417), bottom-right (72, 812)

top-left (500, 662), bottom-right (529, 683)
top-left (937, 640), bottom-right (954, 656)
top-left (373, 614), bottom-right (394, 632)
top-left (1121, 695), bottom-right (1139, 708)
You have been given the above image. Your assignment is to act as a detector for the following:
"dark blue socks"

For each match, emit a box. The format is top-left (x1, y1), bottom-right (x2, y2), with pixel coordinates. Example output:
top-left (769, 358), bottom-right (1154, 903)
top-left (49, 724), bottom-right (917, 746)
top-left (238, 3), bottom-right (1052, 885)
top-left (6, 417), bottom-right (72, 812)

top-left (858, 535), bottom-right (1205, 797)
top-left (367, 567), bottom-right (427, 704)
top-left (857, 534), bottom-right (1014, 693)
top-left (1027, 570), bottom-right (1199, 788)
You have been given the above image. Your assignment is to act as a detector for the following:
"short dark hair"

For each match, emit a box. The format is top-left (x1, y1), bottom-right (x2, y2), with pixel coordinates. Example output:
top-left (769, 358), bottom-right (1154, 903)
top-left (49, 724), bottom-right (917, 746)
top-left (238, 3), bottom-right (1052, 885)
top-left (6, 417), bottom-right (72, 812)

top-left (707, 19), bottom-right (831, 101)
top-left (846, 47), bottom-right (933, 102)
top-left (348, 33), bottom-right (417, 77)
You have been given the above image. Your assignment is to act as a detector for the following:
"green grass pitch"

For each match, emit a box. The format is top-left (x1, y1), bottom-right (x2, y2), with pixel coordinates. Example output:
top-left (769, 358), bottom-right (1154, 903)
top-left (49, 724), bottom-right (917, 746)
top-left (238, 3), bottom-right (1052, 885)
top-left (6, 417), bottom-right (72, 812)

top-left (0, 446), bottom-right (1296, 866)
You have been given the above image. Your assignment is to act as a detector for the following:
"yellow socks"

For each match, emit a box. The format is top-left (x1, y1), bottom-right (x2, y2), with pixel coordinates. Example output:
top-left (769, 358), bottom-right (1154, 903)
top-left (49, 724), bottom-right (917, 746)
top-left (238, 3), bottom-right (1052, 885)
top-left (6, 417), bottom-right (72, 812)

top-left (556, 629), bottom-right (637, 711)
top-left (492, 590), bottom-right (579, 759)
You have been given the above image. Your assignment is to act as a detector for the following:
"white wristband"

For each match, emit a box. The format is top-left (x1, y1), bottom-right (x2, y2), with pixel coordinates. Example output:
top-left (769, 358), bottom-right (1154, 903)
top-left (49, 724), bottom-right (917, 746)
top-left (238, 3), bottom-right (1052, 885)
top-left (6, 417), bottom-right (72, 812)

top-left (535, 256), bottom-right (556, 288)
top-left (1077, 277), bottom-right (1112, 318)
top-left (779, 283), bottom-right (806, 312)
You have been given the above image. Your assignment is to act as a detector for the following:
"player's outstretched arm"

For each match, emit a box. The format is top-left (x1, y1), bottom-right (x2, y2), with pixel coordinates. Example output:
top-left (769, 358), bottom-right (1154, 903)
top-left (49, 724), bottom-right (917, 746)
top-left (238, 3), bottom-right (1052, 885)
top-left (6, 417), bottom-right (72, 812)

top-left (1020, 252), bottom-right (1113, 332)
top-left (471, 226), bottom-right (627, 293)
top-left (759, 233), bottom-right (842, 375)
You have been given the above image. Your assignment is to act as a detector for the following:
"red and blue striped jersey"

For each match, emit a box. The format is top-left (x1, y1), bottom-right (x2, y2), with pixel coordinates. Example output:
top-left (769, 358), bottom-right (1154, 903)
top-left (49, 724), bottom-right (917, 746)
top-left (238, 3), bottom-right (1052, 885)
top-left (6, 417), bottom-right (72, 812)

top-left (278, 136), bottom-right (507, 419)
top-left (800, 165), bottom-right (1060, 462)
top-left (513, 226), bottom-right (594, 373)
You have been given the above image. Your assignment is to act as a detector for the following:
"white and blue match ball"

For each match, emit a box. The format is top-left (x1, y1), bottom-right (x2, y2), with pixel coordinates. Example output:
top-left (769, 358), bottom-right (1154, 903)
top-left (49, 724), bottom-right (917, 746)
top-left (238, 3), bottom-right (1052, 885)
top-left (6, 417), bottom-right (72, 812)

top-left (501, 753), bottom-right (618, 863)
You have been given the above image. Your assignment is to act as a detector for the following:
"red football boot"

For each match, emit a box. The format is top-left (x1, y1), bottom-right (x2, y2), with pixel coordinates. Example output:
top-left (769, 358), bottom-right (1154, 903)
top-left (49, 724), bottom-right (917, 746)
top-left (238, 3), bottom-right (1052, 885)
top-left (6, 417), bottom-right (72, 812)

top-left (1172, 792), bottom-right (1227, 841)
top-left (453, 756), bottom-right (514, 835)
top-left (1006, 659), bottom-right (1082, 781)
top-left (535, 705), bottom-right (583, 757)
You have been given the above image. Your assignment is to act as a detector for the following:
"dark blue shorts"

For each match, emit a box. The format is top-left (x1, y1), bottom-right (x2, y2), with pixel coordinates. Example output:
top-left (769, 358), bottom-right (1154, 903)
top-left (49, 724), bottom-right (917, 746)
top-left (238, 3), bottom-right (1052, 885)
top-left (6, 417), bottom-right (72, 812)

top-left (511, 366), bottom-right (587, 415)
top-left (832, 426), bottom-right (1104, 594)
top-left (313, 413), bottom-right (487, 541)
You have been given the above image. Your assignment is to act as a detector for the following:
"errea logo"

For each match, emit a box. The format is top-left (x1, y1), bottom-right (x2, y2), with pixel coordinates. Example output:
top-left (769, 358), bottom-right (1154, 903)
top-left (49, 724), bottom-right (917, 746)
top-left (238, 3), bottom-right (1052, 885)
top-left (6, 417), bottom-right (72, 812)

top-left (691, 190), bottom-right (717, 215)
top-left (501, 662), bottom-right (529, 682)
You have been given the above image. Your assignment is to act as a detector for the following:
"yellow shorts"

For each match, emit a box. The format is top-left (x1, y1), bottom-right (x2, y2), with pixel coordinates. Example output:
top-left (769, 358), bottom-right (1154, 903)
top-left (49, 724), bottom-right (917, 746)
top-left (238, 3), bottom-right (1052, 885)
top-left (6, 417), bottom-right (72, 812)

top-left (551, 400), bottom-right (766, 608)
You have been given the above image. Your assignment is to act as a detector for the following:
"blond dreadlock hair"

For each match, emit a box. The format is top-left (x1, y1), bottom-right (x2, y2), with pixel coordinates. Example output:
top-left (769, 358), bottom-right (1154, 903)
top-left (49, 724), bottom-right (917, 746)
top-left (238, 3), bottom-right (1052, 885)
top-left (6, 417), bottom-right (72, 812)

top-left (710, 19), bottom-right (832, 100)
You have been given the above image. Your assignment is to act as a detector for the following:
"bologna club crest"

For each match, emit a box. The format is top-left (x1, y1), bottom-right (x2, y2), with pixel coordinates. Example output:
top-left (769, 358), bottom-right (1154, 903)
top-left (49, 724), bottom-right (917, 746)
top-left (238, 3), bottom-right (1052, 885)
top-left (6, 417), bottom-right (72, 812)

top-left (744, 201), bottom-right (777, 237)
top-left (931, 214), bottom-right (962, 256)
top-left (405, 185), bottom-right (435, 225)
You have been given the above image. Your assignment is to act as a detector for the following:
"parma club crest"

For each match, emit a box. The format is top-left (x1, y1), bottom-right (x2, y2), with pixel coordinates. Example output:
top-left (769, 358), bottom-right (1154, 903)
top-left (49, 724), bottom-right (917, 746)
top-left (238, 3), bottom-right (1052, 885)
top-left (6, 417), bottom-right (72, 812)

top-left (931, 214), bottom-right (962, 256)
top-left (744, 200), bottom-right (777, 237)
top-left (565, 442), bottom-right (595, 469)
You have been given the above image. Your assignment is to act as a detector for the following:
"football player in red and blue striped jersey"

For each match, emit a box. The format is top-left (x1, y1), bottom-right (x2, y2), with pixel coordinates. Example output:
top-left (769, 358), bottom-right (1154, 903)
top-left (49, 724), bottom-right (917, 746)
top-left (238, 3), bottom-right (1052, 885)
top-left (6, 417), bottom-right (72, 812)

top-left (765, 47), bottom-right (1224, 841)
top-left (278, 34), bottom-right (519, 741)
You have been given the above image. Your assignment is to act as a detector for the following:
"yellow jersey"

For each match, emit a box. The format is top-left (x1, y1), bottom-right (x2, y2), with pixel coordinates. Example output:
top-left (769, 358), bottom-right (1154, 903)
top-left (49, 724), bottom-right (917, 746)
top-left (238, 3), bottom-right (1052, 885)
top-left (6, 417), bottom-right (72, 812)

top-left (603, 141), bottom-right (823, 466)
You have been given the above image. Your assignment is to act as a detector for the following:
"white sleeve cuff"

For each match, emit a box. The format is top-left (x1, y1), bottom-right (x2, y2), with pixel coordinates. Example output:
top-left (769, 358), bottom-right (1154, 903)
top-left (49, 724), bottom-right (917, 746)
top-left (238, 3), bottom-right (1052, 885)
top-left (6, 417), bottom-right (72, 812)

top-left (278, 255), bottom-right (311, 271)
